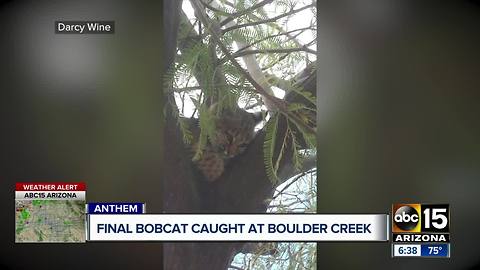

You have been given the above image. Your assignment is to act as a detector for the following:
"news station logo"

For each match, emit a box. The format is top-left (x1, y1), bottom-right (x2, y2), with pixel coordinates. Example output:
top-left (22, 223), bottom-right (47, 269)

top-left (392, 204), bottom-right (450, 243)
top-left (392, 204), bottom-right (421, 233)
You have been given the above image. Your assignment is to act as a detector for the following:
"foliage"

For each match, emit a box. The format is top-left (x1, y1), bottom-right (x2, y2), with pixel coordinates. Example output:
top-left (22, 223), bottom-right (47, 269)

top-left (164, 0), bottom-right (317, 195)
top-left (263, 112), bottom-right (280, 181)
top-left (164, 0), bottom-right (316, 187)
top-left (232, 169), bottom-right (317, 269)
top-left (169, 0), bottom-right (314, 185)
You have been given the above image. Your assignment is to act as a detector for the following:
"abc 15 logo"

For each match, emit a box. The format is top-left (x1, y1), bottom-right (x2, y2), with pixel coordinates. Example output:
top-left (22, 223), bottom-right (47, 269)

top-left (392, 204), bottom-right (450, 233)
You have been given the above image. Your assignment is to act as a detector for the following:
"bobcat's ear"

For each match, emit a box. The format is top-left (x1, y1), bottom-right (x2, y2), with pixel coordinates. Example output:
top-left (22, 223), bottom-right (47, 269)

top-left (251, 111), bottom-right (264, 124)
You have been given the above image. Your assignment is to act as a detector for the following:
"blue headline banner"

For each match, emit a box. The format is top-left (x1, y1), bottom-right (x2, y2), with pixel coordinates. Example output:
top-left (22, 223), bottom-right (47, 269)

top-left (87, 202), bottom-right (145, 214)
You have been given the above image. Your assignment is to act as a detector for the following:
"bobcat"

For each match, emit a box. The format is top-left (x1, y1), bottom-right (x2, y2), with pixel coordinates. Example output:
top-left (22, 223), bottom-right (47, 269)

top-left (188, 109), bottom-right (262, 182)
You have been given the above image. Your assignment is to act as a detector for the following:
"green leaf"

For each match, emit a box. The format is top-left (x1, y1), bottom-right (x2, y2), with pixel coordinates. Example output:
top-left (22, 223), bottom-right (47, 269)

top-left (178, 118), bottom-right (194, 145)
top-left (263, 113), bottom-right (279, 183)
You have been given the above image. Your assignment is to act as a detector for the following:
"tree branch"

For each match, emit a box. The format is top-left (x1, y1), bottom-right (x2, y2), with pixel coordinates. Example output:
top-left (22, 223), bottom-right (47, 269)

top-left (222, 4), bottom-right (314, 34)
top-left (231, 47), bottom-right (316, 59)
top-left (210, 0), bottom-right (277, 111)
top-left (173, 84), bottom-right (254, 92)
top-left (200, 0), bottom-right (231, 15)
top-left (172, 86), bottom-right (202, 92)
top-left (277, 156), bottom-right (316, 186)
top-left (190, 0), bottom-right (315, 135)
top-left (248, 4), bottom-right (316, 50)
top-left (219, 0), bottom-right (274, 26)
top-left (272, 168), bottom-right (315, 201)
top-left (264, 73), bottom-right (291, 93)
top-left (234, 26), bottom-right (314, 53)
top-left (177, 10), bottom-right (229, 106)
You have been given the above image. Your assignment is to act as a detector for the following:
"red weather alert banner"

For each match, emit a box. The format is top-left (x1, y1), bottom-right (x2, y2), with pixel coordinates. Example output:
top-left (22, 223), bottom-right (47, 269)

top-left (15, 182), bottom-right (86, 191)
top-left (15, 182), bottom-right (86, 200)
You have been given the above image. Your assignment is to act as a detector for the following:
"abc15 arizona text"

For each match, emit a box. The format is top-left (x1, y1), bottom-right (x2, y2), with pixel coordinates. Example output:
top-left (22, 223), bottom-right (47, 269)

top-left (392, 204), bottom-right (450, 243)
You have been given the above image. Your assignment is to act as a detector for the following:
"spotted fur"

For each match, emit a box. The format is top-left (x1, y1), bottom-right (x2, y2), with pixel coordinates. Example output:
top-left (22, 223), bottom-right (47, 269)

top-left (188, 110), bottom-right (261, 182)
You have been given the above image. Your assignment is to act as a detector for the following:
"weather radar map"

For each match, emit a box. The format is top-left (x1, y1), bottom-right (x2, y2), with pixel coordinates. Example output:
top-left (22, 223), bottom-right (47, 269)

top-left (15, 200), bottom-right (85, 242)
top-left (15, 182), bottom-right (86, 243)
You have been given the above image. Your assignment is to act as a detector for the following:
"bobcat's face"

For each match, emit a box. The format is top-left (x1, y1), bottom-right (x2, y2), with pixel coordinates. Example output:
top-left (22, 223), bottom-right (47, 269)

top-left (189, 109), bottom-right (262, 182)
top-left (213, 127), bottom-right (253, 158)
top-left (211, 112), bottom-right (258, 158)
